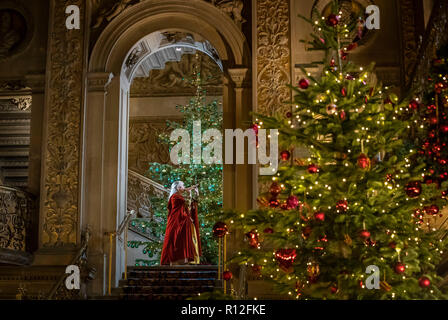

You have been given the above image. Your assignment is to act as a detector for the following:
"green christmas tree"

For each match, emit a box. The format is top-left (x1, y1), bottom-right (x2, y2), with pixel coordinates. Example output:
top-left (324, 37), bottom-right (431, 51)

top-left (221, 2), bottom-right (448, 299)
top-left (142, 58), bottom-right (223, 265)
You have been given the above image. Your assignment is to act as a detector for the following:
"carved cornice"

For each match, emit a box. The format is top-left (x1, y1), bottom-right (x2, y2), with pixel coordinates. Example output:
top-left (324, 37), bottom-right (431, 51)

top-left (41, 0), bottom-right (85, 248)
top-left (25, 74), bottom-right (46, 93)
top-left (256, 0), bottom-right (291, 115)
top-left (87, 72), bottom-right (114, 92)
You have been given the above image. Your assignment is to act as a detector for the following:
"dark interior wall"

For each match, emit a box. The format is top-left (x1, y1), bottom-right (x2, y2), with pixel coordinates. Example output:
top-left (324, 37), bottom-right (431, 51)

top-left (0, 0), bottom-right (49, 79)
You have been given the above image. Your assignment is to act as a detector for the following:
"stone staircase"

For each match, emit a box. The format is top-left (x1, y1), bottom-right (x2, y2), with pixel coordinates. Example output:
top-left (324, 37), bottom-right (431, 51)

top-left (0, 98), bottom-right (31, 188)
top-left (117, 265), bottom-right (221, 300)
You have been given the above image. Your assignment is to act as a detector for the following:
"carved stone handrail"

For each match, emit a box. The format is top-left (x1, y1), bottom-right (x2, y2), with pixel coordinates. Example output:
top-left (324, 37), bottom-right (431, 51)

top-left (0, 186), bottom-right (34, 265)
top-left (47, 228), bottom-right (92, 300)
top-left (127, 169), bottom-right (168, 218)
top-left (127, 170), bottom-right (169, 241)
top-left (409, 0), bottom-right (448, 95)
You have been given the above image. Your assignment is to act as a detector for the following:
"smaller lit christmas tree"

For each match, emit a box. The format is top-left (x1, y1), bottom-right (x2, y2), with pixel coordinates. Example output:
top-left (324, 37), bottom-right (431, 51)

top-left (134, 54), bottom-right (224, 265)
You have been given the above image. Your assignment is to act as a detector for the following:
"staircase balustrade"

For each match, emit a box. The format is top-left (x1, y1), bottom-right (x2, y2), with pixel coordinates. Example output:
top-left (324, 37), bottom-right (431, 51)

top-left (0, 185), bottom-right (34, 265)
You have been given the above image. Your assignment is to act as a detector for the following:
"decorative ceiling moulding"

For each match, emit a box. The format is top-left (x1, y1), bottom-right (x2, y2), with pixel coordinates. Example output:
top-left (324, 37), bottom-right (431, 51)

top-left (91, 0), bottom-right (246, 32)
top-left (256, 0), bottom-right (291, 116)
top-left (89, 0), bottom-right (249, 74)
top-left (0, 0), bottom-right (34, 62)
top-left (123, 31), bottom-right (223, 83)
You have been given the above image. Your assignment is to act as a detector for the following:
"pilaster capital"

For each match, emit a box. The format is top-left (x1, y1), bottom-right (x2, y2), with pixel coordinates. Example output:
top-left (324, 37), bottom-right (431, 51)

top-left (87, 72), bottom-right (114, 92)
top-left (227, 68), bottom-right (251, 88)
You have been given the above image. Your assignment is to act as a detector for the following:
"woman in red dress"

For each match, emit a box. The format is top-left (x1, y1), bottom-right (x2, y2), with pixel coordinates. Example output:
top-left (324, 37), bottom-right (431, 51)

top-left (160, 181), bottom-right (202, 265)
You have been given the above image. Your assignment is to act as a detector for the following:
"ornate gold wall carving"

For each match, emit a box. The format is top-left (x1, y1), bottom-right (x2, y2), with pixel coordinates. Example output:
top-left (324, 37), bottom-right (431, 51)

top-left (130, 52), bottom-right (223, 97)
top-left (41, 0), bottom-right (85, 247)
top-left (128, 118), bottom-right (179, 174)
top-left (256, 0), bottom-right (291, 115)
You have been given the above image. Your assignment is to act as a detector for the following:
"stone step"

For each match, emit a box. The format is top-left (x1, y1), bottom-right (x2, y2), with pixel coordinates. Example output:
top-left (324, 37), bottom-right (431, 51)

top-left (127, 265), bottom-right (218, 271)
top-left (127, 270), bottom-right (218, 279)
top-left (120, 278), bottom-right (220, 288)
top-left (121, 285), bottom-right (215, 294)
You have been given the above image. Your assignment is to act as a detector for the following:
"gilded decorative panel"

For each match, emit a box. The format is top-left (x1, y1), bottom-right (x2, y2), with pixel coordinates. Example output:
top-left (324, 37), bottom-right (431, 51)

top-left (41, 0), bottom-right (85, 247)
top-left (256, 0), bottom-right (291, 115)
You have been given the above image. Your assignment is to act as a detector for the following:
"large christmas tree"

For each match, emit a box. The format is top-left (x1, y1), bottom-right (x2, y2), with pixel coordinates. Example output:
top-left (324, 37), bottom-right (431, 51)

top-left (221, 3), bottom-right (448, 299)
top-left (142, 57), bottom-right (223, 265)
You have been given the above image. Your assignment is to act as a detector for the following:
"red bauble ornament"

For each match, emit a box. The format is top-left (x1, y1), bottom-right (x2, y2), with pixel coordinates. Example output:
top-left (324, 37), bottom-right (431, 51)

top-left (245, 230), bottom-right (259, 248)
top-left (405, 181), bottom-right (422, 198)
top-left (347, 42), bottom-right (358, 51)
top-left (442, 190), bottom-right (448, 198)
top-left (425, 204), bottom-right (439, 215)
top-left (357, 153), bottom-right (371, 169)
top-left (330, 57), bottom-right (336, 67)
top-left (429, 116), bottom-right (438, 125)
top-left (263, 227), bottom-right (274, 234)
top-left (314, 211), bottom-right (325, 221)
top-left (251, 265), bottom-right (262, 276)
top-left (307, 163), bottom-right (319, 173)
top-left (419, 276), bottom-right (431, 288)
top-left (286, 195), bottom-right (299, 209)
top-left (280, 203), bottom-right (289, 210)
top-left (251, 124), bottom-right (259, 135)
top-left (299, 78), bottom-right (310, 89)
top-left (394, 263), bottom-right (406, 274)
top-left (409, 99), bottom-right (419, 110)
top-left (286, 111), bottom-right (292, 118)
top-left (223, 270), bottom-right (233, 281)
top-left (427, 104), bottom-right (437, 111)
top-left (359, 229), bottom-right (371, 239)
top-left (435, 82), bottom-right (445, 94)
top-left (280, 150), bottom-right (291, 161)
top-left (275, 249), bottom-right (297, 271)
top-left (441, 124), bottom-right (448, 133)
top-left (326, 14), bottom-right (340, 27)
top-left (388, 241), bottom-right (397, 249)
top-left (269, 198), bottom-right (280, 208)
top-left (212, 222), bottom-right (228, 238)
top-left (330, 286), bottom-right (338, 294)
top-left (340, 50), bottom-right (348, 60)
top-left (341, 87), bottom-right (347, 97)
top-left (269, 182), bottom-right (282, 195)
top-left (339, 110), bottom-right (346, 120)
top-left (336, 199), bottom-right (348, 212)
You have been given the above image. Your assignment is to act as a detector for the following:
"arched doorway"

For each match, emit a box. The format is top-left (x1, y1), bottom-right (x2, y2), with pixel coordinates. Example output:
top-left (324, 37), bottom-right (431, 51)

top-left (126, 32), bottom-right (224, 267)
top-left (83, 0), bottom-right (253, 295)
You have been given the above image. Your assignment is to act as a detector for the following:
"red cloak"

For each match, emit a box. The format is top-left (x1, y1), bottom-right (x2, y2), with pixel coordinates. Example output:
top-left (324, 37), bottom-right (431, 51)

top-left (160, 193), bottom-right (202, 265)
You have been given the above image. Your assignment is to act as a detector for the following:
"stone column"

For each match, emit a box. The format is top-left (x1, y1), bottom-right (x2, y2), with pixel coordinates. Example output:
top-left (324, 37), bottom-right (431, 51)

top-left (35, 0), bottom-right (86, 264)
top-left (83, 72), bottom-right (114, 295)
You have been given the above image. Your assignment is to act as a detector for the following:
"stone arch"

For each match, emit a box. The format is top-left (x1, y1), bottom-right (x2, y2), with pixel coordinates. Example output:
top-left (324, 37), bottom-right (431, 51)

top-left (83, 0), bottom-right (253, 294)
